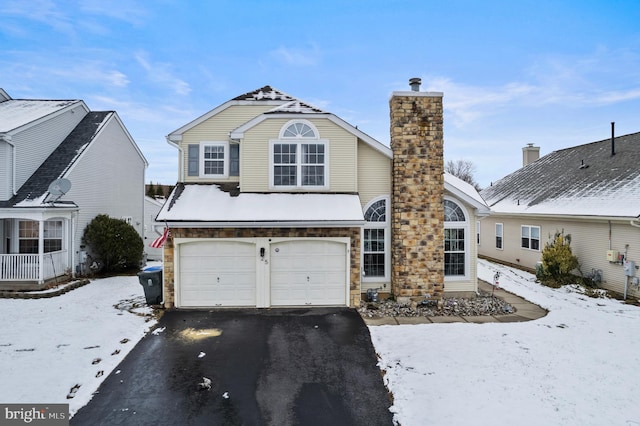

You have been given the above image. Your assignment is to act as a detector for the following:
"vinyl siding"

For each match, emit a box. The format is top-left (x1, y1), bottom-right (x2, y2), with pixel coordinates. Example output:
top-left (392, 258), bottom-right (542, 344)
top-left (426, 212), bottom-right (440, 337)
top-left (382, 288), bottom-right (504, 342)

top-left (479, 215), bottom-right (640, 297)
top-left (240, 117), bottom-right (358, 192)
top-left (65, 116), bottom-right (146, 254)
top-left (12, 105), bottom-right (87, 191)
top-left (357, 140), bottom-right (391, 208)
top-left (180, 105), bottom-right (273, 183)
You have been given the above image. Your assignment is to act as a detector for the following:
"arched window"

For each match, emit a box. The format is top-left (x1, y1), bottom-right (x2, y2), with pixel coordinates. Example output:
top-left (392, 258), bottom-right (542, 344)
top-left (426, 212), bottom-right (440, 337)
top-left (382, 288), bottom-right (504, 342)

top-left (282, 122), bottom-right (316, 138)
top-left (444, 199), bottom-right (468, 278)
top-left (363, 197), bottom-right (389, 279)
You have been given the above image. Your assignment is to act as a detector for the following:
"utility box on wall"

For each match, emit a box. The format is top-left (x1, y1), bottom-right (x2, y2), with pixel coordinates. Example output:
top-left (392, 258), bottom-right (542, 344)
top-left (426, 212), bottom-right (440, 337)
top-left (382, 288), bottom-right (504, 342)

top-left (623, 260), bottom-right (636, 277)
top-left (606, 250), bottom-right (619, 262)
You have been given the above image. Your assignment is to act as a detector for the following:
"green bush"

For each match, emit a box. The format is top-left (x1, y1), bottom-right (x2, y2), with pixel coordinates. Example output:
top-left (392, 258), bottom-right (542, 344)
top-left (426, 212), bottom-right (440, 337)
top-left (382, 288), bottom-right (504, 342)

top-left (82, 214), bottom-right (143, 273)
top-left (539, 230), bottom-right (579, 287)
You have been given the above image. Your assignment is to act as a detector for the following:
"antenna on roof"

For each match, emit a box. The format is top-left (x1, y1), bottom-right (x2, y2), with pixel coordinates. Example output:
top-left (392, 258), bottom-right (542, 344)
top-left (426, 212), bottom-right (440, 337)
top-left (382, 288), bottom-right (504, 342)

top-left (47, 178), bottom-right (72, 203)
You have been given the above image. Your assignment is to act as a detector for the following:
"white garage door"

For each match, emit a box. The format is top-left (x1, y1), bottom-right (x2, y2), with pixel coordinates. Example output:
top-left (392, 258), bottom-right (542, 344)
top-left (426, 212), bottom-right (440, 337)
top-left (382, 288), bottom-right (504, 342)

top-left (178, 241), bottom-right (256, 307)
top-left (270, 240), bottom-right (347, 306)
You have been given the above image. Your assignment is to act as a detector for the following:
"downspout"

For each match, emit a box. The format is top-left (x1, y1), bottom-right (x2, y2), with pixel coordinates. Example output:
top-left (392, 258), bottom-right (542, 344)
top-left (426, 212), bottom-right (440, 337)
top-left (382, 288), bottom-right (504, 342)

top-left (166, 136), bottom-right (184, 182)
top-left (1, 135), bottom-right (17, 195)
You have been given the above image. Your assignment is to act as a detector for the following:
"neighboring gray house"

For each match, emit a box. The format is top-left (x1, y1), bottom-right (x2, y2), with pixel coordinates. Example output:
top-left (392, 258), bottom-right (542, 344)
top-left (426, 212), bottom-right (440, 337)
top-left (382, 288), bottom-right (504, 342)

top-left (479, 132), bottom-right (640, 297)
top-left (0, 90), bottom-right (147, 288)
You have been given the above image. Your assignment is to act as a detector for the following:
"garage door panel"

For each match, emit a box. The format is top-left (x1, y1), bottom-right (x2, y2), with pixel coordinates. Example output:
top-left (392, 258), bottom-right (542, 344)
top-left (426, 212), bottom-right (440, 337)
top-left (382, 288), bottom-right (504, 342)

top-left (270, 240), bottom-right (347, 306)
top-left (179, 241), bottom-right (256, 307)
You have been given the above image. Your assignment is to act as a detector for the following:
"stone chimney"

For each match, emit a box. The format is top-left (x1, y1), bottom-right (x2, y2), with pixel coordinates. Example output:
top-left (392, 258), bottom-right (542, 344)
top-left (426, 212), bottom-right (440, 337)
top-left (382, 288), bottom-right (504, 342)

top-left (390, 78), bottom-right (445, 300)
top-left (522, 143), bottom-right (540, 167)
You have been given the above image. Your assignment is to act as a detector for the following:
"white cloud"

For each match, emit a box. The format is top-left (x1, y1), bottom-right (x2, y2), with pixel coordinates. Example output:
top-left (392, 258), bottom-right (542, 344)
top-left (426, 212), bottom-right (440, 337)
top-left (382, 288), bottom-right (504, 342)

top-left (0, 0), bottom-right (74, 35)
top-left (78, 0), bottom-right (149, 26)
top-left (270, 44), bottom-right (321, 66)
top-left (135, 52), bottom-right (192, 96)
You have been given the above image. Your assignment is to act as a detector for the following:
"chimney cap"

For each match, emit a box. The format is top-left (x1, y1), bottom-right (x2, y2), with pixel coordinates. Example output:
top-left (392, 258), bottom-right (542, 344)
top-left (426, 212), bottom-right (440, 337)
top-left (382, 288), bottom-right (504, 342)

top-left (409, 77), bottom-right (421, 91)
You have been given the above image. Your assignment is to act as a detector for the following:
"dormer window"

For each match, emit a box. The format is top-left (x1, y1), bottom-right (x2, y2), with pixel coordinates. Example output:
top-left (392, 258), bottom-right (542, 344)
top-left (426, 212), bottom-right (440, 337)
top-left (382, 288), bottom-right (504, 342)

top-left (271, 120), bottom-right (328, 189)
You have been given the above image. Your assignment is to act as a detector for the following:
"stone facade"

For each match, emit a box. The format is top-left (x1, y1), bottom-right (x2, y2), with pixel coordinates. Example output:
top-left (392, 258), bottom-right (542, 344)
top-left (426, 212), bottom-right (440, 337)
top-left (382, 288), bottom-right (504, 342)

top-left (162, 227), bottom-right (361, 308)
top-left (389, 82), bottom-right (445, 299)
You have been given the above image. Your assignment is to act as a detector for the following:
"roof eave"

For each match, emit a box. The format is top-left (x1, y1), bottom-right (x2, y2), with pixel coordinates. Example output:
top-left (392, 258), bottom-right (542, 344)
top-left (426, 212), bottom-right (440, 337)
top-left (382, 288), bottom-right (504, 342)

top-left (161, 220), bottom-right (365, 228)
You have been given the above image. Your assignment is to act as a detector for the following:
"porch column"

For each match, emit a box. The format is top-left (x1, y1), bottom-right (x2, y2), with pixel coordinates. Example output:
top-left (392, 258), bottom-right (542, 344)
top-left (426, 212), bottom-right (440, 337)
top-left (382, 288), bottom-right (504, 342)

top-left (38, 219), bottom-right (44, 284)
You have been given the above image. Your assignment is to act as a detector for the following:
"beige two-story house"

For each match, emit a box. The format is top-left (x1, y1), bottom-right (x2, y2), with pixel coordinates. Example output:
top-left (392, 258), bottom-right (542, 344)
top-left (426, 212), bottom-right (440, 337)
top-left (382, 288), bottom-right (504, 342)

top-left (157, 81), bottom-right (489, 309)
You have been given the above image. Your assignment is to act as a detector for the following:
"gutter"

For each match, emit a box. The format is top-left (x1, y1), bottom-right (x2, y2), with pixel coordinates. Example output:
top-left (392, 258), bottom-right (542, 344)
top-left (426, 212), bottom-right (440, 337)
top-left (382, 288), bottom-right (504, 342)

top-left (159, 220), bottom-right (366, 228)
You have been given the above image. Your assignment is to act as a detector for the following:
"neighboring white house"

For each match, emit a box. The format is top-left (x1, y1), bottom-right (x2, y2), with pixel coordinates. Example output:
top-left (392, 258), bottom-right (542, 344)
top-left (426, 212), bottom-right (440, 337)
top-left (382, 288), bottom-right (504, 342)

top-left (157, 82), bottom-right (489, 309)
top-left (479, 132), bottom-right (640, 298)
top-left (0, 90), bottom-right (147, 289)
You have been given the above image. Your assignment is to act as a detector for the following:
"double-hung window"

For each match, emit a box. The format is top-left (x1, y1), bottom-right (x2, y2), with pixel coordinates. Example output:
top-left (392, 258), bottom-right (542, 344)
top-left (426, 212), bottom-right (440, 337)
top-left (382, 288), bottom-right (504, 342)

top-left (271, 120), bottom-right (327, 189)
top-left (200, 142), bottom-right (229, 178)
top-left (521, 225), bottom-right (540, 250)
top-left (495, 223), bottom-right (503, 249)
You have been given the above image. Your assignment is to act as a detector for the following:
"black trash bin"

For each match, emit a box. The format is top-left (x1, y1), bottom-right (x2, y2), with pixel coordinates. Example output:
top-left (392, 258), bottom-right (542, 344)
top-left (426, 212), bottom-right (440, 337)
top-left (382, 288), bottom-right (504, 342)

top-left (137, 266), bottom-right (163, 305)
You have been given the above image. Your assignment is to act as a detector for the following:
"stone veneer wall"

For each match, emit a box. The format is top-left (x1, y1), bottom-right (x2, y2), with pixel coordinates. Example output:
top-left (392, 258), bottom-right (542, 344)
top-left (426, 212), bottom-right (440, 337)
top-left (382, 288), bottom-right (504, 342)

top-left (162, 227), bottom-right (361, 308)
top-left (389, 90), bottom-right (445, 299)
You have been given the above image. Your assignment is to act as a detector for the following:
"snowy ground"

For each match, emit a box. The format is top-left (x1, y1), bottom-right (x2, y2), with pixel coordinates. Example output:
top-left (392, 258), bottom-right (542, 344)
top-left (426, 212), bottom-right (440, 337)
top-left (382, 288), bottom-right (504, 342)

top-left (2, 260), bottom-right (639, 424)
top-left (0, 272), bottom-right (157, 416)
top-left (370, 259), bottom-right (640, 426)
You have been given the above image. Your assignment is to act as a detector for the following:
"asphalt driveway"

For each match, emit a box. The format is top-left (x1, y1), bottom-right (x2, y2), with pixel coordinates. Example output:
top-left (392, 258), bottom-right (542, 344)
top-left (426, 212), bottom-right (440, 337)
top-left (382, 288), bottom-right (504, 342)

top-left (71, 308), bottom-right (394, 426)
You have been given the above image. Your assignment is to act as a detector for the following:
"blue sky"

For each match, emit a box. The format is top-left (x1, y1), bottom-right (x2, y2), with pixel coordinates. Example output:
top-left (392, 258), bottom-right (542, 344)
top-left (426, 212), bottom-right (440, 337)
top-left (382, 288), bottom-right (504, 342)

top-left (1, 0), bottom-right (639, 187)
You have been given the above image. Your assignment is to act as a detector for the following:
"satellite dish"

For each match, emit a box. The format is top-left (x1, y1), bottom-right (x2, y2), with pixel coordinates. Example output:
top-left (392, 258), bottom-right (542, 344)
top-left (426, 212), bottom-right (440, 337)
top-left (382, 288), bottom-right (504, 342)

top-left (48, 178), bottom-right (72, 201)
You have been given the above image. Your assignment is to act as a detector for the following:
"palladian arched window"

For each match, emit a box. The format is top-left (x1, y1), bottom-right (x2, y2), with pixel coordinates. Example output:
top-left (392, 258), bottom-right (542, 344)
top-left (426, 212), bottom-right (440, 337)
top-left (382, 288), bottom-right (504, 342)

top-left (363, 197), bottom-right (389, 279)
top-left (271, 120), bottom-right (327, 188)
top-left (444, 199), bottom-right (468, 277)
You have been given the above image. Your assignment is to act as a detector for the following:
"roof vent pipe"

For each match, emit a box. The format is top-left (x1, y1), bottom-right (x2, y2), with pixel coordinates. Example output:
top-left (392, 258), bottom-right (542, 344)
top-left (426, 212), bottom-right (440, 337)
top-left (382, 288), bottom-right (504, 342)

top-left (409, 77), bottom-right (421, 92)
top-left (611, 122), bottom-right (615, 156)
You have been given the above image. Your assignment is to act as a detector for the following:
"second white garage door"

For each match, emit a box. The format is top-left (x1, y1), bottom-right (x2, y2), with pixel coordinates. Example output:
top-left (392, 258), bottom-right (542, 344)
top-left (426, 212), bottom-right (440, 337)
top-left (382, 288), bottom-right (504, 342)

top-left (270, 240), bottom-right (347, 306)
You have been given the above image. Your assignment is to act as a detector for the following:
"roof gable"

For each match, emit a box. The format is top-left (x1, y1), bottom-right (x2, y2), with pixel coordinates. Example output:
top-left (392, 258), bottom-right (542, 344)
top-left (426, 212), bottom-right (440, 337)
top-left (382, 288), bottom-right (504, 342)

top-left (2, 112), bottom-right (112, 207)
top-left (481, 132), bottom-right (640, 218)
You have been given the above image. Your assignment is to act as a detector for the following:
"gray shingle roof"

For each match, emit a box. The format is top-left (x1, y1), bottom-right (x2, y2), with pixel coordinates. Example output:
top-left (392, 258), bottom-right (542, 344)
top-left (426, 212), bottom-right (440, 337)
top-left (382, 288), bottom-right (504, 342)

top-left (1, 111), bottom-right (112, 207)
top-left (480, 132), bottom-right (640, 218)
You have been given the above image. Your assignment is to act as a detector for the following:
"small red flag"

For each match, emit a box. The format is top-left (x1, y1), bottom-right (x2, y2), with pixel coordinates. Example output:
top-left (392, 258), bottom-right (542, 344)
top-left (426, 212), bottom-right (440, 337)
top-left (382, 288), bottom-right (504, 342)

top-left (150, 227), bottom-right (169, 248)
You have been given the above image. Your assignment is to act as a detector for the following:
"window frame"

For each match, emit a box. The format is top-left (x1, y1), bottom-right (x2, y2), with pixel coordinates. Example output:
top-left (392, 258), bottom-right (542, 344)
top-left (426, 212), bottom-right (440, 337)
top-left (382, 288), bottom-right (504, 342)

top-left (269, 121), bottom-right (328, 190)
top-left (199, 141), bottom-right (229, 179)
top-left (521, 225), bottom-right (541, 251)
top-left (18, 220), bottom-right (64, 254)
top-left (495, 223), bottom-right (504, 250)
top-left (444, 198), bottom-right (469, 279)
top-left (362, 197), bottom-right (390, 282)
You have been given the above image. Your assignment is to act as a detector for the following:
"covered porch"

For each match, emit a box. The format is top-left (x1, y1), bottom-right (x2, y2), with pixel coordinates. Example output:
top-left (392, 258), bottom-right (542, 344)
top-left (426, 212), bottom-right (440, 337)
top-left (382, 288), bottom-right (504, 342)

top-left (0, 207), bottom-right (77, 289)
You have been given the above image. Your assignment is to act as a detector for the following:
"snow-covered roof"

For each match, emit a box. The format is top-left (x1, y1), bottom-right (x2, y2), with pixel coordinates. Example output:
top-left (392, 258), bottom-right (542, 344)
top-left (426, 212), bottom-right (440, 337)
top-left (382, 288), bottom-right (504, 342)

top-left (481, 132), bottom-right (640, 218)
top-left (157, 184), bottom-right (365, 226)
top-left (0, 99), bottom-right (80, 133)
top-left (444, 172), bottom-right (490, 215)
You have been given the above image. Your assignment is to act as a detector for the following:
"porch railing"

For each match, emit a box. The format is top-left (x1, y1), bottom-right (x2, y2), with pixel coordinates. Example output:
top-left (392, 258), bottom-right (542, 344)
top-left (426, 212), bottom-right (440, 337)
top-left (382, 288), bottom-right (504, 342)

top-left (0, 251), bottom-right (68, 282)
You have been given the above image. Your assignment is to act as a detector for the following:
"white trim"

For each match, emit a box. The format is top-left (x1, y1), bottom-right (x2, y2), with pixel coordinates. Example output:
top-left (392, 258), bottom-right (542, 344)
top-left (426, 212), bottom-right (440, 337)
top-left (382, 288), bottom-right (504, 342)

top-left (361, 196), bottom-right (390, 283)
top-left (279, 119), bottom-right (320, 139)
top-left (163, 220), bottom-right (364, 228)
top-left (199, 141), bottom-right (229, 178)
